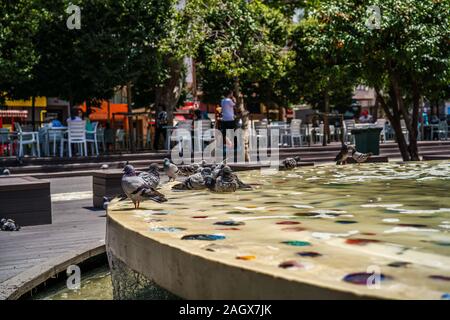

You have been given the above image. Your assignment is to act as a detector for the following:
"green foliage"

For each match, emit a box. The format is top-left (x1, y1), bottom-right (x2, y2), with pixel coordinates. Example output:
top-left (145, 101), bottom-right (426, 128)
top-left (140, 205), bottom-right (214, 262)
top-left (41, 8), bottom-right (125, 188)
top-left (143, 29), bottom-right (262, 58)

top-left (0, 0), bottom-right (47, 102)
top-left (194, 0), bottom-right (293, 106)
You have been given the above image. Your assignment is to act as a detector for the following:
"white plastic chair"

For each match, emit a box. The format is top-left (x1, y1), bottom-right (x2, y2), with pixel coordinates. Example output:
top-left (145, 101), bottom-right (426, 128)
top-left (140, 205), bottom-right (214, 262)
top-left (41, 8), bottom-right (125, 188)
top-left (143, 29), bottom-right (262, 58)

top-left (289, 119), bottom-right (303, 147)
top-left (62, 120), bottom-right (87, 157)
top-left (433, 121), bottom-right (448, 140)
top-left (343, 120), bottom-right (356, 144)
top-left (16, 123), bottom-right (40, 157)
top-left (376, 119), bottom-right (388, 143)
top-left (86, 122), bottom-right (99, 156)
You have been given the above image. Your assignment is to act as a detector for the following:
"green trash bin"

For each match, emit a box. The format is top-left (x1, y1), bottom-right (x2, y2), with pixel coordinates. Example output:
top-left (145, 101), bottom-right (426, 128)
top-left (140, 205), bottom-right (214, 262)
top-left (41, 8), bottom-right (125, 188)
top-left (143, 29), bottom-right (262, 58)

top-left (351, 127), bottom-right (382, 155)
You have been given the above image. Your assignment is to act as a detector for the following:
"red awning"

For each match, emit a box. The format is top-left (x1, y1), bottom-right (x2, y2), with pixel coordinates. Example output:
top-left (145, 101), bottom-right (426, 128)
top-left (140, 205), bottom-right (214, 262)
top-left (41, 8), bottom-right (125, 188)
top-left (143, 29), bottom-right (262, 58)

top-left (0, 110), bottom-right (28, 118)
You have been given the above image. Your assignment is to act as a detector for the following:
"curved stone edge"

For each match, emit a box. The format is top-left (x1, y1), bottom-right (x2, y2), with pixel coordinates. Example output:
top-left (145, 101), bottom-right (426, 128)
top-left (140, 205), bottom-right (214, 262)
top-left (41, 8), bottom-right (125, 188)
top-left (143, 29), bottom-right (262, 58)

top-left (0, 244), bottom-right (105, 300)
top-left (107, 215), bottom-right (377, 300)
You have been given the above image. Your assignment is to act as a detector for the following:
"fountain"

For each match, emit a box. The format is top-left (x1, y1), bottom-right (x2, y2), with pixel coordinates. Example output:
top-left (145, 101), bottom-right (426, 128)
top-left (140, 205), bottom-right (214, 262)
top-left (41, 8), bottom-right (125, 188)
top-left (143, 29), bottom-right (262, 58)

top-left (106, 161), bottom-right (450, 300)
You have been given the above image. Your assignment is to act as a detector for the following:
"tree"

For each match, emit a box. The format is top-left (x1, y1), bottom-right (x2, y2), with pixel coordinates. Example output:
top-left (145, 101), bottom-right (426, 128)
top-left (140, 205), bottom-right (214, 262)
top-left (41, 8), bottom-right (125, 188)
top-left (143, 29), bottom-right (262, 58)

top-left (310, 0), bottom-right (450, 160)
top-left (194, 0), bottom-right (292, 110)
top-left (0, 0), bottom-right (46, 104)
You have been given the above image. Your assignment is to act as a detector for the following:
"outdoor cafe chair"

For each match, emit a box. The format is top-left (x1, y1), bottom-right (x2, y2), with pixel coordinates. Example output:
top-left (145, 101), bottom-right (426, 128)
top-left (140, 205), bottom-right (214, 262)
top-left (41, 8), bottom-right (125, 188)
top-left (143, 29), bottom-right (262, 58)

top-left (15, 123), bottom-right (41, 158)
top-left (0, 128), bottom-right (12, 156)
top-left (115, 129), bottom-right (128, 150)
top-left (41, 126), bottom-right (65, 157)
top-left (96, 125), bottom-right (106, 152)
top-left (289, 119), bottom-right (303, 147)
top-left (343, 120), bottom-right (356, 144)
top-left (433, 121), bottom-right (448, 140)
top-left (376, 119), bottom-right (388, 143)
top-left (61, 120), bottom-right (87, 157)
top-left (86, 121), bottom-right (99, 156)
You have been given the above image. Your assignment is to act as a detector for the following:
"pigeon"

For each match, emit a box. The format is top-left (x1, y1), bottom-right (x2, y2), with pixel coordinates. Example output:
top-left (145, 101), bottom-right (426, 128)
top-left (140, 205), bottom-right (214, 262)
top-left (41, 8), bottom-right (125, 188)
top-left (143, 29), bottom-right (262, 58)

top-left (349, 146), bottom-right (373, 164)
top-left (281, 156), bottom-right (301, 170)
top-left (103, 196), bottom-right (110, 210)
top-left (335, 143), bottom-right (349, 165)
top-left (179, 163), bottom-right (200, 176)
top-left (0, 218), bottom-right (20, 231)
top-left (172, 167), bottom-right (212, 190)
top-left (0, 168), bottom-right (11, 176)
top-left (138, 163), bottom-right (160, 189)
top-left (210, 165), bottom-right (239, 193)
top-left (163, 158), bottom-right (179, 182)
top-left (121, 164), bottom-right (168, 208)
top-left (212, 160), bottom-right (226, 179)
top-left (100, 164), bottom-right (109, 170)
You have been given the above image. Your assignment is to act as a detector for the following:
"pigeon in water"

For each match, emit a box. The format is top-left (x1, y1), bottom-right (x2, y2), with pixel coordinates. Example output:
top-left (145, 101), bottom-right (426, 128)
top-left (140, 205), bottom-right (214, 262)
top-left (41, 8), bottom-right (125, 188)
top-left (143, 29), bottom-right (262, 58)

top-left (281, 156), bottom-right (301, 170)
top-left (172, 167), bottom-right (212, 190)
top-left (138, 163), bottom-right (160, 189)
top-left (163, 158), bottom-right (179, 182)
top-left (349, 146), bottom-right (373, 164)
top-left (210, 165), bottom-right (239, 193)
top-left (121, 164), bottom-right (167, 208)
top-left (0, 218), bottom-right (20, 231)
top-left (0, 168), bottom-right (11, 176)
top-left (212, 160), bottom-right (226, 179)
top-left (335, 143), bottom-right (350, 165)
top-left (179, 163), bottom-right (200, 176)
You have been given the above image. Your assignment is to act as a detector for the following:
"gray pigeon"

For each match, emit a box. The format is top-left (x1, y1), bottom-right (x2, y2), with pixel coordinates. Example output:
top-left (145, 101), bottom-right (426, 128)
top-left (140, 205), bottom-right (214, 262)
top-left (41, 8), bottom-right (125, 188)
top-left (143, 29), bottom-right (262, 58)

top-left (179, 163), bottom-right (200, 176)
top-left (1, 168), bottom-right (11, 176)
top-left (335, 143), bottom-right (349, 165)
top-left (0, 218), bottom-right (20, 231)
top-left (138, 163), bottom-right (160, 189)
top-left (281, 156), bottom-right (301, 170)
top-left (121, 165), bottom-right (167, 208)
top-left (349, 146), bottom-right (372, 164)
top-left (210, 166), bottom-right (239, 193)
top-left (163, 158), bottom-right (179, 182)
top-left (172, 167), bottom-right (212, 190)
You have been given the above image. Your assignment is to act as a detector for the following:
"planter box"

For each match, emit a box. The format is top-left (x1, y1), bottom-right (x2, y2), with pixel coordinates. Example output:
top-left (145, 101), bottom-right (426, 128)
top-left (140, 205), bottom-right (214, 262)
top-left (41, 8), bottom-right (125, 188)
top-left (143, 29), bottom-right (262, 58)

top-left (0, 176), bottom-right (51, 226)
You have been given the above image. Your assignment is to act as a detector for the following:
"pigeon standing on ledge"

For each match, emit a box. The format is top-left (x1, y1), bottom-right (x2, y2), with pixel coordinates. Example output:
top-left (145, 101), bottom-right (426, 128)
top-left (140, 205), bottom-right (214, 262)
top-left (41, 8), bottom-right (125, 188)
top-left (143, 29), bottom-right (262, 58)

top-left (335, 143), bottom-right (349, 165)
top-left (349, 146), bottom-right (373, 164)
top-left (139, 163), bottom-right (160, 189)
top-left (0, 168), bottom-right (11, 176)
top-left (163, 158), bottom-right (179, 182)
top-left (121, 164), bottom-right (167, 208)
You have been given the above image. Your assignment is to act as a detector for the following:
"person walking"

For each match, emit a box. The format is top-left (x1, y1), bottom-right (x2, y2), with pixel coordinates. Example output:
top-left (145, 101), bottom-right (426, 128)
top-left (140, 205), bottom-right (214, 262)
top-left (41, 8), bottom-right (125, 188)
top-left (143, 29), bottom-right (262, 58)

top-left (153, 107), bottom-right (168, 150)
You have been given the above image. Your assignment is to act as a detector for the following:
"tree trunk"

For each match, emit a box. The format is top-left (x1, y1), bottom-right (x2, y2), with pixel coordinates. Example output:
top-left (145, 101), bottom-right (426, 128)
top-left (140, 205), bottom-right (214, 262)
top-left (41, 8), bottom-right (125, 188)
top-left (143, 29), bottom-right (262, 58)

top-left (155, 56), bottom-right (184, 126)
top-left (323, 91), bottom-right (330, 146)
top-left (409, 81), bottom-right (421, 161)
top-left (376, 87), bottom-right (410, 161)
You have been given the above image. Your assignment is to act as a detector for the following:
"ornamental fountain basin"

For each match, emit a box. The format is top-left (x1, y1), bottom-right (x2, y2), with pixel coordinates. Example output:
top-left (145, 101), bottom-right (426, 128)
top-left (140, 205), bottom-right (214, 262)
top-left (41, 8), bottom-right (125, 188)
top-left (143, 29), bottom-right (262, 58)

top-left (106, 161), bottom-right (450, 300)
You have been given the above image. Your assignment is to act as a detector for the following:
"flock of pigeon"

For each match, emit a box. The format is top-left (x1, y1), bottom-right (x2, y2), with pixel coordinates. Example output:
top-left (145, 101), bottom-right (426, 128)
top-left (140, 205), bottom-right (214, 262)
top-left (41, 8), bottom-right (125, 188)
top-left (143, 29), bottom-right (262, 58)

top-left (119, 144), bottom-right (371, 209)
top-left (119, 156), bottom-right (303, 209)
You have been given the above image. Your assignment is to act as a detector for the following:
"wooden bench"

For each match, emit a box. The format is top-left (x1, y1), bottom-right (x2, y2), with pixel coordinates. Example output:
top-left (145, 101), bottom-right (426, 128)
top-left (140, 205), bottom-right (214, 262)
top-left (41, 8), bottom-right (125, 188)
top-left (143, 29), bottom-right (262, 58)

top-left (0, 176), bottom-right (51, 226)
